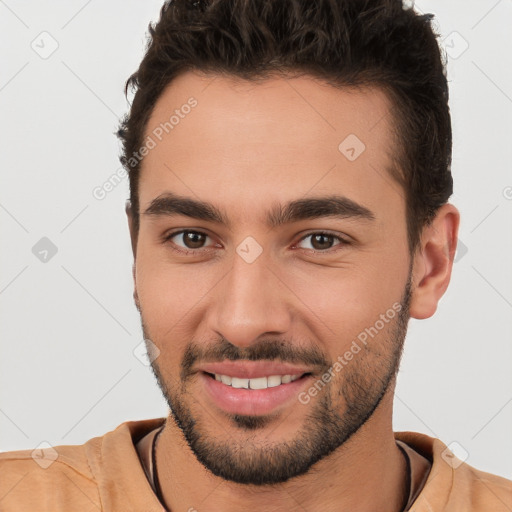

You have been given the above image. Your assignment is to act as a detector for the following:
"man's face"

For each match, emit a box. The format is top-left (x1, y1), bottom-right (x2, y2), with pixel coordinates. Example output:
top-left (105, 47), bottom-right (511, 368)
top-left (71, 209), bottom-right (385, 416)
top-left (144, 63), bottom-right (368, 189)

top-left (130, 71), bottom-right (413, 484)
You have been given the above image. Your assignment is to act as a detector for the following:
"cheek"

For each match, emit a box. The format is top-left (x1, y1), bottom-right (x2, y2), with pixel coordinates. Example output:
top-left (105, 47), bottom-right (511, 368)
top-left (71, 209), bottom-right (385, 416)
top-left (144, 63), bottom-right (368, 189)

top-left (134, 245), bottom-right (220, 339)
top-left (282, 263), bottom-right (405, 355)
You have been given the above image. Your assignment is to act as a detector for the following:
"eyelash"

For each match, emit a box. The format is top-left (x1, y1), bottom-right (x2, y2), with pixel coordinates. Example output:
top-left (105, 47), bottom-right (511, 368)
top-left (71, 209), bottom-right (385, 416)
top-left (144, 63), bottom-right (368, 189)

top-left (161, 229), bottom-right (350, 256)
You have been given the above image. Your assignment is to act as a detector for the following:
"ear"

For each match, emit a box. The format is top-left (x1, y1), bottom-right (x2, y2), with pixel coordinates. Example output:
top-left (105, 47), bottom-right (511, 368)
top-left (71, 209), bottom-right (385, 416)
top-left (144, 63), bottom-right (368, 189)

top-left (126, 200), bottom-right (137, 258)
top-left (409, 203), bottom-right (460, 319)
top-left (125, 200), bottom-right (140, 312)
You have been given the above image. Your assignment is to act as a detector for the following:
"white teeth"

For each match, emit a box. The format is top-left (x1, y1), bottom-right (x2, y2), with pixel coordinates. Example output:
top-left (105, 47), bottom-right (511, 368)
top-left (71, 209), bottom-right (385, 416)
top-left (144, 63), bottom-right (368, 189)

top-left (231, 377), bottom-right (249, 389)
top-left (267, 375), bottom-right (282, 388)
top-left (249, 376), bottom-right (267, 389)
top-left (213, 373), bottom-right (302, 389)
top-left (220, 375), bottom-right (232, 385)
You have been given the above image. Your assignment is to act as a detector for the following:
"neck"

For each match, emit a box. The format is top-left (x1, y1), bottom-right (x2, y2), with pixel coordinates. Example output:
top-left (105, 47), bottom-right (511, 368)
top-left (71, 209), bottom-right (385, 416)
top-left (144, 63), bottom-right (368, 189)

top-left (155, 389), bottom-right (408, 512)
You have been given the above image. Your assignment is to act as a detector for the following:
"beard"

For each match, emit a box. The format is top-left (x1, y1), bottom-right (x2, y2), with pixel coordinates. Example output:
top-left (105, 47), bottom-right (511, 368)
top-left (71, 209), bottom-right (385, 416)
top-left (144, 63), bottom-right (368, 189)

top-left (141, 270), bottom-right (412, 486)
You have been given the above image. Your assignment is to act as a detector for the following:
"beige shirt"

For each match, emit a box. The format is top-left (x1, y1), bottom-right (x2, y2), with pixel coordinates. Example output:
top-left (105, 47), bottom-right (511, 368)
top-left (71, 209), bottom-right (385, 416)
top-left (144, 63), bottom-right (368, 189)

top-left (1, 417), bottom-right (511, 511)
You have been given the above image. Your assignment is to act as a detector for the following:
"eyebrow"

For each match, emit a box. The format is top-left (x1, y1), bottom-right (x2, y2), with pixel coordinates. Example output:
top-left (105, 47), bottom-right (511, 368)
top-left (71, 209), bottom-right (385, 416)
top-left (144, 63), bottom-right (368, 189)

top-left (142, 192), bottom-right (375, 228)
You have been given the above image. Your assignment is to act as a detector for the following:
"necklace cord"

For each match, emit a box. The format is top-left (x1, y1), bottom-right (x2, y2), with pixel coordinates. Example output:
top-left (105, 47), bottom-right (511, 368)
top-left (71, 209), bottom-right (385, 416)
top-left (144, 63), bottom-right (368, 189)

top-left (152, 425), bottom-right (167, 510)
top-left (398, 442), bottom-right (412, 512)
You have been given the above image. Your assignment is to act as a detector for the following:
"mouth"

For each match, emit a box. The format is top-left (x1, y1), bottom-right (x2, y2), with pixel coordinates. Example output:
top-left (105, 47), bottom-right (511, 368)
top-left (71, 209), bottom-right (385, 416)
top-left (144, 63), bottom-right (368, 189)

top-left (204, 371), bottom-right (312, 389)
top-left (198, 365), bottom-right (315, 417)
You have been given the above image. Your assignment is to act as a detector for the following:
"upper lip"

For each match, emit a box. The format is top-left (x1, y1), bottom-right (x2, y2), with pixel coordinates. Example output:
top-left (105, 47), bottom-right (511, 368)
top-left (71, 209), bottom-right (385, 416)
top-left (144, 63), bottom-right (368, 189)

top-left (197, 360), bottom-right (312, 379)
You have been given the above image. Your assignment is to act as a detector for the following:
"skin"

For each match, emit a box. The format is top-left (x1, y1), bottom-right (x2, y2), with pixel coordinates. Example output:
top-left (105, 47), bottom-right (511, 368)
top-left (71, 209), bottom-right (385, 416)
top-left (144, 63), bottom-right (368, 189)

top-left (126, 70), bottom-right (460, 512)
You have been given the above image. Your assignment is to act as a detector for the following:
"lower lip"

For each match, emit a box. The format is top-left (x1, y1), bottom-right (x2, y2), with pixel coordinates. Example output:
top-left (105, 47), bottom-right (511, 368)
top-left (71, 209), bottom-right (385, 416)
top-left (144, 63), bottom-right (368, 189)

top-left (200, 372), bottom-right (312, 416)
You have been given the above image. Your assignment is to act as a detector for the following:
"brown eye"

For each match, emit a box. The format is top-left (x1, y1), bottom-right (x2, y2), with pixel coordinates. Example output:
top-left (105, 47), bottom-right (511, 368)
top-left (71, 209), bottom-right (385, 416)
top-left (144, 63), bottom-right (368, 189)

top-left (311, 234), bottom-right (335, 250)
top-left (181, 231), bottom-right (207, 249)
top-left (165, 230), bottom-right (213, 251)
top-left (296, 232), bottom-right (347, 252)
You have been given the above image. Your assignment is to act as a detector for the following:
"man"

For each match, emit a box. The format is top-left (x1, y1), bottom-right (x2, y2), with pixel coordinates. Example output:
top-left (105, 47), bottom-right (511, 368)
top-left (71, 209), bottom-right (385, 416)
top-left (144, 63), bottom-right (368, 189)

top-left (1, 0), bottom-right (510, 510)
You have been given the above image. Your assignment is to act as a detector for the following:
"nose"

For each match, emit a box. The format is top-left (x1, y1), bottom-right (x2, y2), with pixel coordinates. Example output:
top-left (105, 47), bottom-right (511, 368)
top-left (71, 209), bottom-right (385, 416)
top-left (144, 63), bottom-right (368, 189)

top-left (205, 250), bottom-right (293, 349)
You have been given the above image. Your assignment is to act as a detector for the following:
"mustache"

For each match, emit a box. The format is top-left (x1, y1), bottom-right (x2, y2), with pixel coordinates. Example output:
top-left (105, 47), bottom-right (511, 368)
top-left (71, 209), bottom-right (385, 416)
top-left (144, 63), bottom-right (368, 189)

top-left (181, 337), bottom-right (331, 380)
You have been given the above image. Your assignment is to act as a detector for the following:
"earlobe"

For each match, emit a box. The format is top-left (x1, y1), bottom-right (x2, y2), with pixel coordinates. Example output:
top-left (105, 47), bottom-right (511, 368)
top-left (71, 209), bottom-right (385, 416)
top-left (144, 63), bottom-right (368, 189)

top-left (409, 203), bottom-right (460, 320)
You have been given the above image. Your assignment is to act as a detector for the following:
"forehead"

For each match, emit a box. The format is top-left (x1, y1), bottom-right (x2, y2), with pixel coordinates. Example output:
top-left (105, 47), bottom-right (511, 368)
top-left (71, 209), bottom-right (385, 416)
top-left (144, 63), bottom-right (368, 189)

top-left (138, 71), bottom-right (403, 225)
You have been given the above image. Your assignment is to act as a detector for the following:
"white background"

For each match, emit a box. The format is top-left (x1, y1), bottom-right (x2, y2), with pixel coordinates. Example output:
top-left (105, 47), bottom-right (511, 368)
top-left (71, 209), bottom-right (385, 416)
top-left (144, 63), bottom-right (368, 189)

top-left (1, 0), bottom-right (511, 480)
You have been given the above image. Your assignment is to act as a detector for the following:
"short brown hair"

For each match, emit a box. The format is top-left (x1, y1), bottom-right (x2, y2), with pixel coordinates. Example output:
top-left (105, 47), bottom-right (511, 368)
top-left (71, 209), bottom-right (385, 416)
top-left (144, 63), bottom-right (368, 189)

top-left (116, 0), bottom-right (453, 253)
